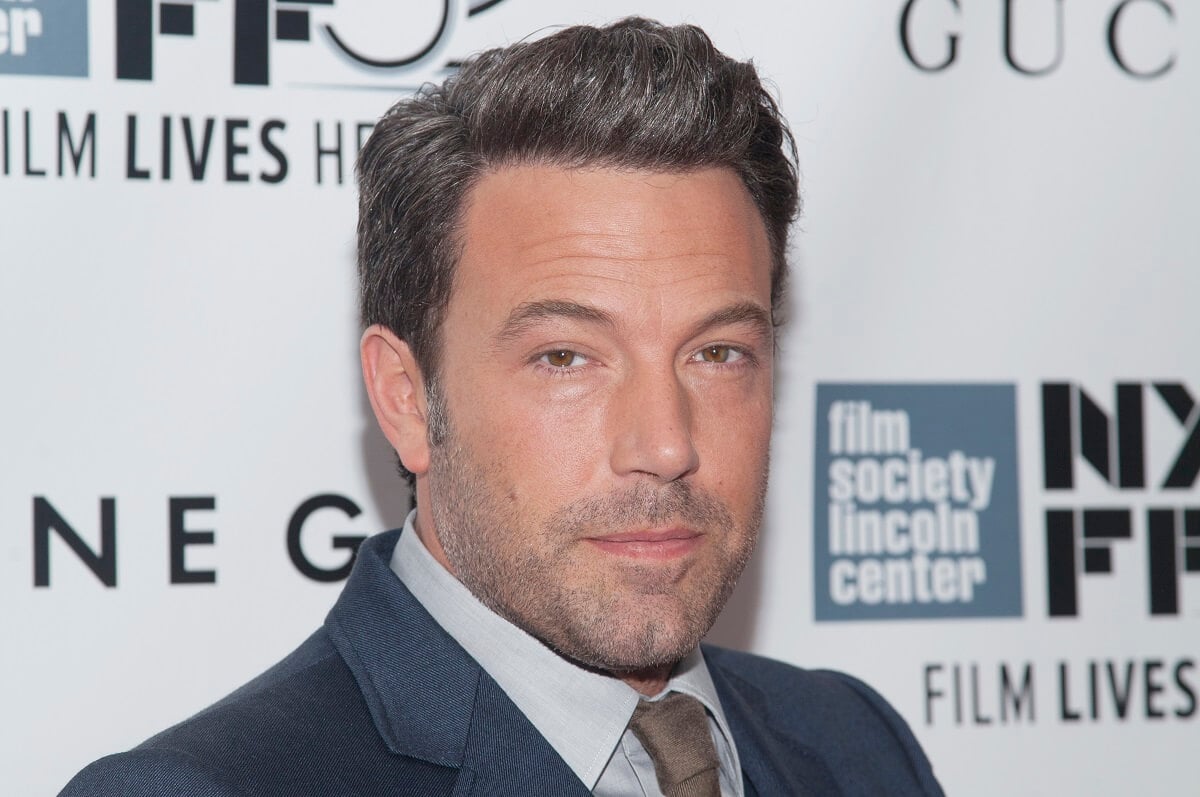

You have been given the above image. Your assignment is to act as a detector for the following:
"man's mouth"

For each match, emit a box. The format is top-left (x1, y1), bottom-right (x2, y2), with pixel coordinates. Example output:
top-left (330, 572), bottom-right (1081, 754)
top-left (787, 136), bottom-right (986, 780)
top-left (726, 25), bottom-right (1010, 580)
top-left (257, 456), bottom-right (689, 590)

top-left (584, 527), bottom-right (703, 560)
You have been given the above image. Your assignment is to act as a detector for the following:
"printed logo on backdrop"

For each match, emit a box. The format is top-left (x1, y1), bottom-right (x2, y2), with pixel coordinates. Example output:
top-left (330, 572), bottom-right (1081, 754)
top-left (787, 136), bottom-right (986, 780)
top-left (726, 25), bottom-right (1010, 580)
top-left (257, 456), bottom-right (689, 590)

top-left (924, 381), bottom-right (1199, 730)
top-left (1041, 381), bottom-right (1200, 618)
top-left (2, 0), bottom-right (511, 184)
top-left (0, 0), bottom-right (88, 77)
top-left (114, 0), bottom-right (507, 87)
top-left (813, 384), bottom-right (1022, 621)
top-left (898, 0), bottom-right (1178, 79)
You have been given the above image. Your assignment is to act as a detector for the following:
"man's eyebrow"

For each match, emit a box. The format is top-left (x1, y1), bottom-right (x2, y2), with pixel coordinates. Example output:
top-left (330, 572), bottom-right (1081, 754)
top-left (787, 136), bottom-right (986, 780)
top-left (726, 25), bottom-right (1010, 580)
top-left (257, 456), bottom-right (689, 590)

top-left (692, 301), bottom-right (774, 340)
top-left (493, 298), bottom-right (772, 347)
top-left (494, 300), bottom-right (617, 345)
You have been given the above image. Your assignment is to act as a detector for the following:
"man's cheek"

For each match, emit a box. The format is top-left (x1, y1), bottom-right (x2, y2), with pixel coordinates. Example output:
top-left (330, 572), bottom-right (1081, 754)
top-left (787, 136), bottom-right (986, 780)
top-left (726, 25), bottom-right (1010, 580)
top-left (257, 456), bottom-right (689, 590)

top-left (519, 409), bottom-right (608, 466)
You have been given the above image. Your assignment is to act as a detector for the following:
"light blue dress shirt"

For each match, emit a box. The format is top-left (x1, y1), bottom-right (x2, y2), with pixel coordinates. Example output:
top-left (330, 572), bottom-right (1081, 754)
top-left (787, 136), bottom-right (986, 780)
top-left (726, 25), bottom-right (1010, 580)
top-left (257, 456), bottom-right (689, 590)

top-left (389, 512), bottom-right (744, 796)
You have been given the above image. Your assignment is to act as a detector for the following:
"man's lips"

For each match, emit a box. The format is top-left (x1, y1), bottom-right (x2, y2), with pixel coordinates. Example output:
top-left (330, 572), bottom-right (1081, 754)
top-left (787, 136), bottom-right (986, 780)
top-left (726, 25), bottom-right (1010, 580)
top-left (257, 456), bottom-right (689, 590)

top-left (584, 527), bottom-right (703, 560)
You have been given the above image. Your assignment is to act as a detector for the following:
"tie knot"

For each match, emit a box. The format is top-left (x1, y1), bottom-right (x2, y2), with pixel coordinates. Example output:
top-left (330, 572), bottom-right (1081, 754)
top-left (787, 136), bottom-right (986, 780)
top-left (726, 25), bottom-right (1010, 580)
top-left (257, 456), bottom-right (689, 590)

top-left (629, 693), bottom-right (721, 797)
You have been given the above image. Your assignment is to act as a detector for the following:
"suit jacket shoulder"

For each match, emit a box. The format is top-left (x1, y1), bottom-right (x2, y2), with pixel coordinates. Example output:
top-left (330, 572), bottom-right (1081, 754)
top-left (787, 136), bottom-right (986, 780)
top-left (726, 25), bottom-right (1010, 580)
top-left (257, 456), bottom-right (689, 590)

top-left (59, 630), bottom-right (461, 796)
top-left (60, 529), bottom-right (586, 797)
top-left (703, 644), bottom-right (944, 797)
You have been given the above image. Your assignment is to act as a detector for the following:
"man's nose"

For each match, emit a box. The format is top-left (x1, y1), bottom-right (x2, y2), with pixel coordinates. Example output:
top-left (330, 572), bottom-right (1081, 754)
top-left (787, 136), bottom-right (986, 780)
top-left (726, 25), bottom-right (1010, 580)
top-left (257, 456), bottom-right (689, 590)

top-left (609, 365), bottom-right (700, 483)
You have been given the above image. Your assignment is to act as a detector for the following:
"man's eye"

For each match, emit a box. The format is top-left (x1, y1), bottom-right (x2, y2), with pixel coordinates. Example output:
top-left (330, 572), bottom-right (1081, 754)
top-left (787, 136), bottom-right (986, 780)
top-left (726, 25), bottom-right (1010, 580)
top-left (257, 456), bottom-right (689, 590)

top-left (541, 350), bottom-right (586, 368)
top-left (695, 345), bottom-right (742, 364)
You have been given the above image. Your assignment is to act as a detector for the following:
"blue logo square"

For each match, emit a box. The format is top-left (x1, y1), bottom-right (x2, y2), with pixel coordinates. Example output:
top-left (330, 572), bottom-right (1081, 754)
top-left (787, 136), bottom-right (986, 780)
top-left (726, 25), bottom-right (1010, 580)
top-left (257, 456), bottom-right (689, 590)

top-left (813, 384), bottom-right (1023, 620)
top-left (0, 1), bottom-right (89, 77)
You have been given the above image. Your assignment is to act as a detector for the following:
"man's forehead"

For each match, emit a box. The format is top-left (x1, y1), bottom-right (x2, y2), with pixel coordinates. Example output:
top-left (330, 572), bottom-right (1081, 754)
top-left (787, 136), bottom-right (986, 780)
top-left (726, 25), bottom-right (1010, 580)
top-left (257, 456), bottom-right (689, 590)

top-left (452, 164), bottom-right (773, 296)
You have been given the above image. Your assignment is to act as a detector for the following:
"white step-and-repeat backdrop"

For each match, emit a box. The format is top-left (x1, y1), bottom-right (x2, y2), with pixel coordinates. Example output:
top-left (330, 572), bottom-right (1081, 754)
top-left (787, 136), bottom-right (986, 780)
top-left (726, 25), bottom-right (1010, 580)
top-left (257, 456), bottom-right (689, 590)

top-left (2, 1), bottom-right (1195, 794)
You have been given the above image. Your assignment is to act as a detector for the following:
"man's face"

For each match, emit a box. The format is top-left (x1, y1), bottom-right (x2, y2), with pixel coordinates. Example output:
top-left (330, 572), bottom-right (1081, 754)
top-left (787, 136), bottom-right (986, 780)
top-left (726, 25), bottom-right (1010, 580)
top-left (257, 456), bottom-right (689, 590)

top-left (422, 165), bottom-right (775, 674)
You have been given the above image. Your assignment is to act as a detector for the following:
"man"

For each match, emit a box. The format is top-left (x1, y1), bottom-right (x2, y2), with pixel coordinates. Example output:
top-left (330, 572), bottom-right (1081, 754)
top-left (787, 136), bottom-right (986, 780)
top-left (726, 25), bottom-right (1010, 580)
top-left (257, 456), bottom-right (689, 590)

top-left (64, 18), bottom-right (942, 796)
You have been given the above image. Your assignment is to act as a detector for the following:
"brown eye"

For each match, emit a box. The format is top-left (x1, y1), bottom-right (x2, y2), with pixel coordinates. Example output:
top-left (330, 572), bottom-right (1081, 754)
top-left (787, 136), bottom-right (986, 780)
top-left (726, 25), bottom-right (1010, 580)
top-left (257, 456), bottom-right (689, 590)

top-left (700, 345), bottom-right (731, 363)
top-left (543, 350), bottom-right (581, 368)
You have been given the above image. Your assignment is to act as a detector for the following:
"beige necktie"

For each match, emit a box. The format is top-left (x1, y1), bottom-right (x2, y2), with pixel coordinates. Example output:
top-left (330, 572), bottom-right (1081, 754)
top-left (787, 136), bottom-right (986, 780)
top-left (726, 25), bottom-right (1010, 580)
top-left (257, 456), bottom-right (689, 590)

top-left (629, 693), bottom-right (722, 797)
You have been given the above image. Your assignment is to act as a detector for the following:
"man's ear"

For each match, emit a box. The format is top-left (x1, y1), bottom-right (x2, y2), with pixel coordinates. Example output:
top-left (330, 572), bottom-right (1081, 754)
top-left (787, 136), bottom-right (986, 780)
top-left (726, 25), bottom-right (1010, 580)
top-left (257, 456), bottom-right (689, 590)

top-left (360, 325), bottom-right (431, 476)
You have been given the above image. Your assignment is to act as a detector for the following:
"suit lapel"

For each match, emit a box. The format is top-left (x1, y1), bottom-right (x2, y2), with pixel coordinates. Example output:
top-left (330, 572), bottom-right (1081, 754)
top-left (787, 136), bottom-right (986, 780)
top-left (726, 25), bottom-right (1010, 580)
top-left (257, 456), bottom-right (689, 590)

top-left (707, 650), bottom-right (844, 797)
top-left (324, 529), bottom-right (589, 796)
top-left (459, 675), bottom-right (592, 796)
top-left (742, 769), bottom-right (760, 797)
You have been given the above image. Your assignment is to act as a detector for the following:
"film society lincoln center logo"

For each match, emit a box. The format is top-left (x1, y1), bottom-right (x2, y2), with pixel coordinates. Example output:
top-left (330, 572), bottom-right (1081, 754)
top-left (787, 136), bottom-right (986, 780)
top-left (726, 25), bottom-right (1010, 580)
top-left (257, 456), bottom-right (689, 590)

top-left (814, 384), bottom-right (1022, 621)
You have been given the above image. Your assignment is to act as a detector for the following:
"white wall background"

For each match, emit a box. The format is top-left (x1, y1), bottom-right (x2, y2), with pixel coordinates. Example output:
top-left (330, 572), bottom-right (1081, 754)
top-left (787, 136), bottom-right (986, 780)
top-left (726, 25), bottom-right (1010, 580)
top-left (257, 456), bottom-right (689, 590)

top-left (2, 1), bottom-right (1196, 794)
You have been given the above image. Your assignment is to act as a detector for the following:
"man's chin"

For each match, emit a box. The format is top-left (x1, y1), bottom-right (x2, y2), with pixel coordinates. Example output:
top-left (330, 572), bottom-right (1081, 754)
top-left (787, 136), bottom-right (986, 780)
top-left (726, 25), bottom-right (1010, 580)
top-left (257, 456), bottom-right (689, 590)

top-left (556, 641), bottom-right (696, 679)
top-left (544, 606), bottom-right (713, 676)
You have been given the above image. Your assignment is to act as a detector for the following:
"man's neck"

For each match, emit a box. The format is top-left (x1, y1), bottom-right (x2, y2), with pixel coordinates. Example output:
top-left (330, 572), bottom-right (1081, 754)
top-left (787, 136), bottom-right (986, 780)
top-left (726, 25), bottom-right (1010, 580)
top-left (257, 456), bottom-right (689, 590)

top-left (412, 506), bottom-right (457, 574)
top-left (621, 667), bottom-right (675, 696)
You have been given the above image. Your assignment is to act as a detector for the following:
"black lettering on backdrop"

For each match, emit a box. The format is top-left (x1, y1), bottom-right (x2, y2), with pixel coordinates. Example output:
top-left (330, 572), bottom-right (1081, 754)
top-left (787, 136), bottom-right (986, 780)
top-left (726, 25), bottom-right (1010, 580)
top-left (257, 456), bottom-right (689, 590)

top-left (924, 663), bottom-right (944, 724)
top-left (123, 115), bottom-right (290, 183)
top-left (1147, 508), bottom-right (1179, 615)
top-left (315, 121), bottom-right (343, 185)
top-left (899, 0), bottom-right (960, 72)
top-left (971, 664), bottom-right (993, 724)
top-left (117, 0), bottom-right (277, 84)
top-left (184, 117), bottom-right (217, 181)
top-left (1045, 508), bottom-right (1133, 617)
top-left (1108, 0), bottom-right (1176, 79)
top-left (314, 120), bottom-right (376, 185)
top-left (233, 0), bottom-right (270, 86)
top-left (324, 0), bottom-right (450, 69)
top-left (126, 114), bottom-right (150, 179)
top-left (899, 0), bottom-right (1177, 78)
top-left (115, 0), bottom-right (153, 81)
top-left (924, 661), bottom-right (1037, 726)
top-left (1046, 504), bottom-right (1195, 614)
top-left (287, 494), bottom-right (367, 582)
top-left (161, 115), bottom-right (172, 180)
top-left (1158, 385), bottom-right (1200, 488)
top-left (169, 496), bottom-right (217, 584)
top-left (111, 0), bottom-right (508, 87)
top-left (1004, 0), bottom-right (1065, 76)
top-left (2, 110), bottom-right (96, 179)
top-left (1001, 662), bottom-right (1035, 722)
top-left (33, 497), bottom-right (117, 587)
top-left (26, 491), bottom-right (382, 587)
top-left (1175, 660), bottom-right (1197, 718)
top-left (1042, 381), bottom-right (1200, 618)
top-left (1058, 661), bottom-right (1082, 721)
top-left (1039, 383), bottom-right (1189, 490)
top-left (24, 110), bottom-right (45, 176)
top-left (225, 118), bottom-right (251, 182)
top-left (1145, 659), bottom-right (1167, 719)
top-left (2, 110), bottom-right (372, 187)
top-left (260, 120), bottom-right (288, 183)
top-left (1057, 658), bottom-right (1196, 721)
top-left (57, 112), bottom-right (96, 178)
top-left (1107, 660), bottom-right (1135, 719)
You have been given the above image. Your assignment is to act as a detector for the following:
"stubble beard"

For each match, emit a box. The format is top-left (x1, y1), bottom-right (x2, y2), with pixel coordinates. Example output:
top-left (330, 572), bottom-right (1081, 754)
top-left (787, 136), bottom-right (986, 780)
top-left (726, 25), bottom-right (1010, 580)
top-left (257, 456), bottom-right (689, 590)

top-left (425, 410), bottom-right (765, 676)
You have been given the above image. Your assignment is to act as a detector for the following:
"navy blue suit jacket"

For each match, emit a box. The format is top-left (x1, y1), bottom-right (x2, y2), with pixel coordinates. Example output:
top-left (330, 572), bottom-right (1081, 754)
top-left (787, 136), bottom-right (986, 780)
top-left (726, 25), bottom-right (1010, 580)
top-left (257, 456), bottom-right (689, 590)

top-left (62, 529), bottom-right (943, 796)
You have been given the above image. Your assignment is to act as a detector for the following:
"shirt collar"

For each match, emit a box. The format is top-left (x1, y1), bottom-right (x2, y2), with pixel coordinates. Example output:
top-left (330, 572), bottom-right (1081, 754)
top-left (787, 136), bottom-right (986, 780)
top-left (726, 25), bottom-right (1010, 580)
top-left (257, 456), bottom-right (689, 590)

top-left (389, 511), bottom-right (740, 790)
